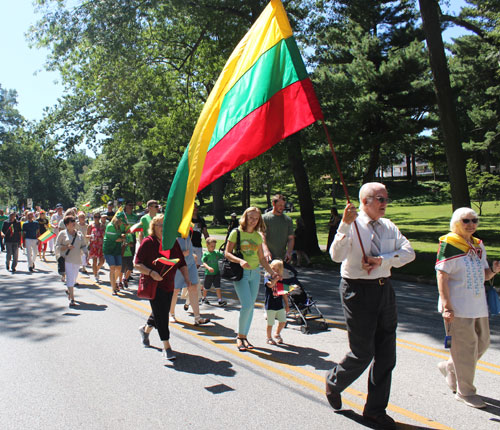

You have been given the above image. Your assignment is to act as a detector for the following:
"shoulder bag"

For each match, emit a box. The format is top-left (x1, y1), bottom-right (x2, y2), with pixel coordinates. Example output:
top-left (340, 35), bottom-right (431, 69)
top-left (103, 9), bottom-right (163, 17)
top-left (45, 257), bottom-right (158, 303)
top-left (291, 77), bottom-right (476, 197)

top-left (57, 233), bottom-right (77, 275)
top-left (219, 229), bottom-right (244, 281)
top-left (486, 281), bottom-right (500, 316)
top-left (137, 273), bottom-right (158, 300)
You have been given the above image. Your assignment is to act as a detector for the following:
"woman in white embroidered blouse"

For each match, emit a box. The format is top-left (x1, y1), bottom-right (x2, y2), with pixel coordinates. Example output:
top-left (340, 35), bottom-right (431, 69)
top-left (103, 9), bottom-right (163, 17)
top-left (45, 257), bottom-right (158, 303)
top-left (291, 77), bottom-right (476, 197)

top-left (435, 207), bottom-right (500, 409)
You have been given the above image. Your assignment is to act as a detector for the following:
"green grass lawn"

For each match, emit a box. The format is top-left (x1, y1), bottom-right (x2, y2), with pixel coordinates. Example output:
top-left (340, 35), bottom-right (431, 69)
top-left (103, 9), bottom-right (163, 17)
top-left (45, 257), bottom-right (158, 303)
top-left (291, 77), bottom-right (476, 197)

top-left (203, 199), bottom-right (499, 283)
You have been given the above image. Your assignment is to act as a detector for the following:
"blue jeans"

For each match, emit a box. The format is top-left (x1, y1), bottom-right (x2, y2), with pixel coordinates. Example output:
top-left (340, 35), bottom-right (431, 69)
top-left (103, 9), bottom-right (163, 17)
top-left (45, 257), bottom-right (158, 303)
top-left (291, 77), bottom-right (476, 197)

top-left (233, 268), bottom-right (260, 336)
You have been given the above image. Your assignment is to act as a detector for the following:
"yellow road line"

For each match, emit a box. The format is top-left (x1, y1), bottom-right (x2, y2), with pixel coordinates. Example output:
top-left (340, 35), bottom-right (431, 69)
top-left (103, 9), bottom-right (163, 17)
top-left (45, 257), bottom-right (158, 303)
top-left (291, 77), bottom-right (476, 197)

top-left (73, 275), bottom-right (453, 430)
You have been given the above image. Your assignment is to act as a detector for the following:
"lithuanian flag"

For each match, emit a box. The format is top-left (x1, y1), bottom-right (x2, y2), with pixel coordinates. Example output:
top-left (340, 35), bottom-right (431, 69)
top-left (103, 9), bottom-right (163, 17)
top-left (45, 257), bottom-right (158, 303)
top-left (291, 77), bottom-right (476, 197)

top-left (162, 0), bottom-right (323, 249)
top-left (436, 232), bottom-right (482, 264)
top-left (38, 229), bottom-right (57, 244)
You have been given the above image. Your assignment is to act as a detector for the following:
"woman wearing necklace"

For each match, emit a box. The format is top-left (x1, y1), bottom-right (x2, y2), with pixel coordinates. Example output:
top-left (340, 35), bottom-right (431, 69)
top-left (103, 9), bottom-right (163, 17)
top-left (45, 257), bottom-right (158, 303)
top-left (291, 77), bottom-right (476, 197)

top-left (435, 207), bottom-right (500, 409)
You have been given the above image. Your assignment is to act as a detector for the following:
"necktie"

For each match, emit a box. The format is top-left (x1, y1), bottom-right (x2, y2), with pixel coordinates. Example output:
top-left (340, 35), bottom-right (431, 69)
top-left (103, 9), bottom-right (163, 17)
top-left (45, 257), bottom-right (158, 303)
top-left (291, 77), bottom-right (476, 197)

top-left (370, 220), bottom-right (381, 257)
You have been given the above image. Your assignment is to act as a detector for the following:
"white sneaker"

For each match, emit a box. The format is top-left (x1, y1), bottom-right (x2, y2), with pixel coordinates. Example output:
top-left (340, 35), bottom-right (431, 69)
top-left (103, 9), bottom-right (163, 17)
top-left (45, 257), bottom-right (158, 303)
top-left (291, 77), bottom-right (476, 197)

top-left (455, 393), bottom-right (487, 409)
top-left (169, 313), bottom-right (177, 323)
top-left (94, 274), bottom-right (100, 283)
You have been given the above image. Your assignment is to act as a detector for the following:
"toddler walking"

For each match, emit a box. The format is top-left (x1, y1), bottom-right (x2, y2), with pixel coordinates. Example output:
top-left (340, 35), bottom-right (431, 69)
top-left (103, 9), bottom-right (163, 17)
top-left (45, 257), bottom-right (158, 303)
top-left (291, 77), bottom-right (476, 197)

top-left (201, 237), bottom-right (227, 306)
top-left (264, 259), bottom-right (289, 345)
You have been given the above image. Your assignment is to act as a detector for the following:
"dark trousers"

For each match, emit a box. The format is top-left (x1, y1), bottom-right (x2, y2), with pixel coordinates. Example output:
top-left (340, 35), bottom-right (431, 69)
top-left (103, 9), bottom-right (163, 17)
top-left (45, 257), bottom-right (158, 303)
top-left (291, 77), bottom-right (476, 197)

top-left (147, 288), bottom-right (173, 341)
top-left (326, 278), bottom-right (397, 415)
top-left (5, 242), bottom-right (19, 269)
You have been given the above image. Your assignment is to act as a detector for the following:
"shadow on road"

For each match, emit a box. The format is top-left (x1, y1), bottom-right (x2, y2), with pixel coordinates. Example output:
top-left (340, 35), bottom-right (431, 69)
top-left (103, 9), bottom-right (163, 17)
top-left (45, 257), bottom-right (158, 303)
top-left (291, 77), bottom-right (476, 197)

top-left (250, 344), bottom-right (335, 371)
top-left (165, 352), bottom-right (236, 377)
top-left (0, 269), bottom-right (69, 341)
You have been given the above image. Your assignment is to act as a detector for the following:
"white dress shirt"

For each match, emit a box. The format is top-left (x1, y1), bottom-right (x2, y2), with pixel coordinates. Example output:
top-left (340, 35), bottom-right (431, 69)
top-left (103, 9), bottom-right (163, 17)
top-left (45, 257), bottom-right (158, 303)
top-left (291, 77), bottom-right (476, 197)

top-left (330, 210), bottom-right (415, 280)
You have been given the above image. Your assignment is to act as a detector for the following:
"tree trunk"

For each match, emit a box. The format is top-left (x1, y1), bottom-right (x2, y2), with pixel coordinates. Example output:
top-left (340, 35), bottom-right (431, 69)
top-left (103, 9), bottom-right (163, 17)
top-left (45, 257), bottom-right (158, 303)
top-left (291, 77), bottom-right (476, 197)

top-left (418, 0), bottom-right (470, 209)
top-left (241, 167), bottom-right (250, 209)
top-left (286, 134), bottom-right (321, 256)
top-left (411, 152), bottom-right (418, 185)
top-left (406, 153), bottom-right (412, 181)
top-left (362, 140), bottom-right (381, 183)
top-left (211, 175), bottom-right (226, 225)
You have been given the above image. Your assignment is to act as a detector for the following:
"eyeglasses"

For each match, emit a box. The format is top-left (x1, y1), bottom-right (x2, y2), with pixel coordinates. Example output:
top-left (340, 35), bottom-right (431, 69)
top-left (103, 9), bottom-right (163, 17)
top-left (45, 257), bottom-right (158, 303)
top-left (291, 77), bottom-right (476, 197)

top-left (152, 205), bottom-right (160, 208)
top-left (461, 218), bottom-right (479, 224)
top-left (369, 196), bottom-right (392, 204)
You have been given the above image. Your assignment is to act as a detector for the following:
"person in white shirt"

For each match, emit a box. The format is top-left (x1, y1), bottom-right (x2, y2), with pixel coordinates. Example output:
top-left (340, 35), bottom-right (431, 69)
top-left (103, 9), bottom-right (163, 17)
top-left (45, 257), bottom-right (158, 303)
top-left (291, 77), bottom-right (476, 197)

top-left (325, 182), bottom-right (415, 430)
top-left (435, 207), bottom-right (500, 409)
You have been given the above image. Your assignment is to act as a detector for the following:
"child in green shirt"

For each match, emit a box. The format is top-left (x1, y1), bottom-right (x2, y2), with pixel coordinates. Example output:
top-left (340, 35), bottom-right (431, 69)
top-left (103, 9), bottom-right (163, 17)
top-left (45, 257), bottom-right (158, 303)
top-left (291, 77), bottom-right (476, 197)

top-left (201, 237), bottom-right (226, 306)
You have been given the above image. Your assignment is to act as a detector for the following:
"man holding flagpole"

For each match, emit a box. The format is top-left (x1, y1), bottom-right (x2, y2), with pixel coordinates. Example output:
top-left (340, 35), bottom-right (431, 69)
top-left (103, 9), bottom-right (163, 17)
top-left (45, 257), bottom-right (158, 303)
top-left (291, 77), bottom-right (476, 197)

top-left (325, 182), bottom-right (415, 429)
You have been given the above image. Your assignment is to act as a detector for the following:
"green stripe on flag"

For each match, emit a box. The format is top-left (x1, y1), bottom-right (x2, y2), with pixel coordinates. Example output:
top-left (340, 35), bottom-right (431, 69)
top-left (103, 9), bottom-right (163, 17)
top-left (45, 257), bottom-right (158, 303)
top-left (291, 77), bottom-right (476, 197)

top-left (208, 37), bottom-right (308, 151)
top-left (162, 151), bottom-right (190, 250)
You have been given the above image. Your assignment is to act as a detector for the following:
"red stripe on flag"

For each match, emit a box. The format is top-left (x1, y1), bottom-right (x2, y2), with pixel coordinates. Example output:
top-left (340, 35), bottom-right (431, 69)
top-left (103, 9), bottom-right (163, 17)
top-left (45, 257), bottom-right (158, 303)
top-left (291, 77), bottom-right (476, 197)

top-left (198, 79), bottom-right (323, 191)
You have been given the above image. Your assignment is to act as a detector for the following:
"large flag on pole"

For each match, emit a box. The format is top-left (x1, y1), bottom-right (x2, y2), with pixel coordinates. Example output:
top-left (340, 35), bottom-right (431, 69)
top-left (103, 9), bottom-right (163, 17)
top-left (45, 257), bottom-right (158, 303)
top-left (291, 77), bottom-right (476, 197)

top-left (162, 0), bottom-right (323, 249)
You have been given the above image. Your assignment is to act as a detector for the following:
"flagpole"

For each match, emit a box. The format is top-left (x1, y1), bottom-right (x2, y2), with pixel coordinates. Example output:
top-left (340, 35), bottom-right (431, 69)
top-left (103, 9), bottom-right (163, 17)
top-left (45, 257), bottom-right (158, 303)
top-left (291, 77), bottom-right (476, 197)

top-left (321, 121), bottom-right (367, 260)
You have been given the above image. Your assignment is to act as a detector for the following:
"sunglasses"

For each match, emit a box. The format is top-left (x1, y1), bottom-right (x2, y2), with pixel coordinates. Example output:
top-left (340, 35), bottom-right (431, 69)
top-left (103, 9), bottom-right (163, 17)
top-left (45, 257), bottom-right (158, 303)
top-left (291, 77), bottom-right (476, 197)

top-left (461, 218), bottom-right (479, 224)
top-left (153, 224), bottom-right (163, 228)
top-left (370, 196), bottom-right (392, 204)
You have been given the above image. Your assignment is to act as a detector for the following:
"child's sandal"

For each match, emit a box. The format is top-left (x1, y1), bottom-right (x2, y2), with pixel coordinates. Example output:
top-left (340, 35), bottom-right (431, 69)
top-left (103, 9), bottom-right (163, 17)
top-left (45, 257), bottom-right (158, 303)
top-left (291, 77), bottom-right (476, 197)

top-left (267, 338), bottom-right (277, 345)
top-left (275, 335), bottom-right (284, 344)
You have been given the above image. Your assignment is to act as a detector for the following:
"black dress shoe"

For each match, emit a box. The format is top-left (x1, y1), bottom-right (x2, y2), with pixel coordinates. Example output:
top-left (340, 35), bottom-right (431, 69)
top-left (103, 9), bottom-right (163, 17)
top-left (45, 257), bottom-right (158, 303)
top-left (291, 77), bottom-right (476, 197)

top-left (362, 413), bottom-right (396, 430)
top-left (325, 381), bottom-right (342, 410)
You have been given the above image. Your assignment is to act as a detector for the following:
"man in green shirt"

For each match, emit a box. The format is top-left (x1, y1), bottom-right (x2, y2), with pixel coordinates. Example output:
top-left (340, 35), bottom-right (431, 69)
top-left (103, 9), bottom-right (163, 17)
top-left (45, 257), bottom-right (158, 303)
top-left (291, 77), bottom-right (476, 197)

top-left (262, 194), bottom-right (294, 262)
top-left (138, 200), bottom-right (159, 243)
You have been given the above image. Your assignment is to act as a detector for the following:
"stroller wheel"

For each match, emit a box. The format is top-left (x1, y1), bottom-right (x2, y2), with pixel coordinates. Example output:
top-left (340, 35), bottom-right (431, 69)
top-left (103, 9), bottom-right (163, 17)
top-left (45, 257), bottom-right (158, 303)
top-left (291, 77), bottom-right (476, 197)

top-left (301, 325), bottom-right (310, 334)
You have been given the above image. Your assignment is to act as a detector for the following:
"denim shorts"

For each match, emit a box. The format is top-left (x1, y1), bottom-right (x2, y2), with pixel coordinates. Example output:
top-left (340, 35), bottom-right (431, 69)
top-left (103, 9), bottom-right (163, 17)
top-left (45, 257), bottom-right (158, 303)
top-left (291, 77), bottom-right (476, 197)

top-left (104, 254), bottom-right (122, 267)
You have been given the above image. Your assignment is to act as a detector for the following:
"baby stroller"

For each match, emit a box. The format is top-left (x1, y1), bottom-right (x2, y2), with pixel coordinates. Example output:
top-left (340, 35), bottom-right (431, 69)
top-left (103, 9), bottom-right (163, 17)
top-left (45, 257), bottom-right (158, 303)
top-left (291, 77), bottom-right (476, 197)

top-left (283, 263), bottom-right (328, 334)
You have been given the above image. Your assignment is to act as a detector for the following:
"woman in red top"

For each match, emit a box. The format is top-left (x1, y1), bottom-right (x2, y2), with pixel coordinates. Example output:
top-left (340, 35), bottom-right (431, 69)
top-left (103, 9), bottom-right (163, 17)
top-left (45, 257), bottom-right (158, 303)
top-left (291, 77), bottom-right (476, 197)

top-left (134, 214), bottom-right (188, 361)
top-left (87, 212), bottom-right (105, 283)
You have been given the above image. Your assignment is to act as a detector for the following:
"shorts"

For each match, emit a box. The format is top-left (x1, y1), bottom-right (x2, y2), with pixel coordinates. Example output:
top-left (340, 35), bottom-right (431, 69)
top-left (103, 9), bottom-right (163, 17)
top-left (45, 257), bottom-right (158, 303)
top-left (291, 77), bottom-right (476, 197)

top-left (193, 247), bottom-right (202, 267)
top-left (204, 273), bottom-right (221, 290)
top-left (104, 254), bottom-right (122, 267)
top-left (122, 255), bottom-right (134, 272)
top-left (266, 308), bottom-right (286, 325)
top-left (174, 263), bottom-right (199, 289)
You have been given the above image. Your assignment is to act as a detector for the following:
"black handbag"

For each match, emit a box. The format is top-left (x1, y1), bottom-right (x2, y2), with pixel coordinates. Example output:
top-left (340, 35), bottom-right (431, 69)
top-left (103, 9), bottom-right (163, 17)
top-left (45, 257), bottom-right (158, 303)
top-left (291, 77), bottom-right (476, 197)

top-left (57, 233), bottom-right (77, 275)
top-left (219, 229), bottom-right (244, 281)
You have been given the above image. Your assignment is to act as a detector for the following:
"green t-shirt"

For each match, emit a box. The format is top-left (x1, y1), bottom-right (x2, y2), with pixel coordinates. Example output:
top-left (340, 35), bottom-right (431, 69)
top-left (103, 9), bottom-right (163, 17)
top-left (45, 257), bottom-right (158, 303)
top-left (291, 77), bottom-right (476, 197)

top-left (202, 250), bottom-right (224, 275)
top-left (228, 228), bottom-right (263, 270)
top-left (102, 223), bottom-right (125, 256)
top-left (0, 214), bottom-right (8, 232)
top-left (140, 214), bottom-right (152, 235)
top-left (123, 233), bottom-right (135, 257)
top-left (262, 212), bottom-right (293, 260)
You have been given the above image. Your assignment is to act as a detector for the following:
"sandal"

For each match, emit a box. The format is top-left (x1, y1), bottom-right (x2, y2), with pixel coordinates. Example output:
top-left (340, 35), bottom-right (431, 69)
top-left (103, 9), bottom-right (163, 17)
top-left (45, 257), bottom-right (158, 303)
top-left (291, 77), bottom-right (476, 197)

top-left (236, 338), bottom-right (247, 352)
top-left (275, 335), bottom-right (284, 344)
top-left (194, 317), bottom-right (210, 326)
top-left (112, 290), bottom-right (119, 296)
top-left (267, 338), bottom-right (277, 345)
top-left (242, 339), bottom-right (254, 350)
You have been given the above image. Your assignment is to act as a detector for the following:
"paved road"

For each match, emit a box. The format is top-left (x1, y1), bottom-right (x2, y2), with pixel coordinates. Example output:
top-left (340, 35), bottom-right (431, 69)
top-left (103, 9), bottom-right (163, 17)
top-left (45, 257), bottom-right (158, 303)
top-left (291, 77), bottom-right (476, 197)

top-left (1, 250), bottom-right (500, 430)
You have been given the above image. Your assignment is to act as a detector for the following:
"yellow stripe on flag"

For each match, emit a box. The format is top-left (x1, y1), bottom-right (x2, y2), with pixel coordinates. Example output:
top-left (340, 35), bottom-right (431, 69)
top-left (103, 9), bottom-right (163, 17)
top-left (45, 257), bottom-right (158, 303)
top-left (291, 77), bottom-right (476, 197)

top-left (178, 0), bottom-right (293, 237)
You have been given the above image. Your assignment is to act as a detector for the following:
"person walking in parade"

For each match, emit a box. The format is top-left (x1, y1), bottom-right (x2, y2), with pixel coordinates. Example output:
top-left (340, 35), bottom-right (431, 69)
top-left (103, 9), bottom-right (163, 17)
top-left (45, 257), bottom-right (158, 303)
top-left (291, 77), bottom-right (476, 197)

top-left (435, 207), bottom-right (500, 409)
top-left (36, 210), bottom-right (49, 261)
top-left (2, 213), bottom-right (21, 272)
top-left (22, 211), bottom-right (39, 272)
top-left (262, 194), bottom-right (294, 263)
top-left (55, 216), bottom-right (88, 307)
top-left (135, 214), bottom-right (190, 361)
top-left (102, 214), bottom-right (126, 295)
top-left (325, 182), bottom-right (415, 430)
top-left (87, 212), bottom-right (105, 283)
top-left (225, 207), bottom-right (279, 352)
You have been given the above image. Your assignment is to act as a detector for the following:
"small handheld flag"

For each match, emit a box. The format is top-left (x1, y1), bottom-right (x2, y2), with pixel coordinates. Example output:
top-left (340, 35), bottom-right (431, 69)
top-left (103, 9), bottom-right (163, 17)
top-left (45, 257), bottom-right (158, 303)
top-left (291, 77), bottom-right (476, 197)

top-left (38, 229), bottom-right (57, 244)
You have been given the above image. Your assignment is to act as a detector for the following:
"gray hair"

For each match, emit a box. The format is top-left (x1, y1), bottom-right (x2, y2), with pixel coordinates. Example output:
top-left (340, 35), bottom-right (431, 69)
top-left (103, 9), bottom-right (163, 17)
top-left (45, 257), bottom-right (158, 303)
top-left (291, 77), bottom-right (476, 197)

top-left (450, 207), bottom-right (478, 232)
top-left (359, 182), bottom-right (386, 207)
